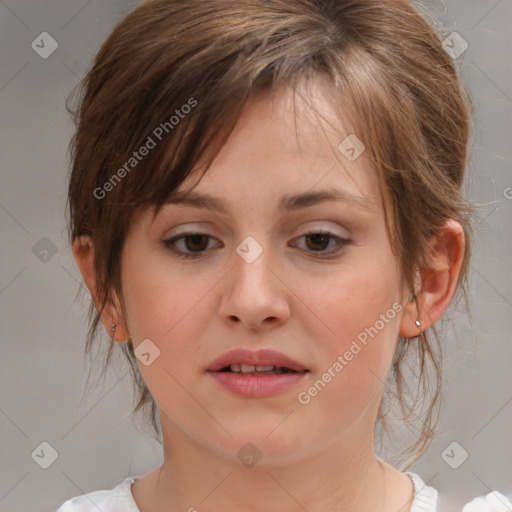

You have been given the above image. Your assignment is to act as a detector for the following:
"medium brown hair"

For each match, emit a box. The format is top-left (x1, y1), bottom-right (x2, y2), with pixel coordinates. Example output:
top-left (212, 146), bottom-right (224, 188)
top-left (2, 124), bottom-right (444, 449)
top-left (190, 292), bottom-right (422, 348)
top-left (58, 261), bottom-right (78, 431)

top-left (66, 0), bottom-right (474, 469)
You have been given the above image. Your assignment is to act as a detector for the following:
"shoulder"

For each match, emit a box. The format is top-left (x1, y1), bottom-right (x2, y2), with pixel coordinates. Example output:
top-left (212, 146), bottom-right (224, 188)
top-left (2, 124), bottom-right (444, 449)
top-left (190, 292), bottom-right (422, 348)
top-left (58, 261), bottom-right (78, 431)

top-left (461, 491), bottom-right (512, 512)
top-left (405, 471), bottom-right (439, 512)
top-left (56, 477), bottom-right (139, 512)
top-left (405, 472), bottom-right (512, 512)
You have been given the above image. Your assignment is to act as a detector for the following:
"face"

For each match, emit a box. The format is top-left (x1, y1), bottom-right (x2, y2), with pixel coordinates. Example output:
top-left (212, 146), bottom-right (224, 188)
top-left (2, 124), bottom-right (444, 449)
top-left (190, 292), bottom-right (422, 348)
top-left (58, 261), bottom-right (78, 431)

top-left (118, 80), bottom-right (408, 465)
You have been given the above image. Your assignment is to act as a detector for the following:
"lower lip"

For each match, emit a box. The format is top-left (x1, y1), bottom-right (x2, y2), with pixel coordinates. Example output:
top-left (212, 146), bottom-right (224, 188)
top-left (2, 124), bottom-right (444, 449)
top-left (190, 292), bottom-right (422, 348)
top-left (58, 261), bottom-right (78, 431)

top-left (208, 371), bottom-right (308, 398)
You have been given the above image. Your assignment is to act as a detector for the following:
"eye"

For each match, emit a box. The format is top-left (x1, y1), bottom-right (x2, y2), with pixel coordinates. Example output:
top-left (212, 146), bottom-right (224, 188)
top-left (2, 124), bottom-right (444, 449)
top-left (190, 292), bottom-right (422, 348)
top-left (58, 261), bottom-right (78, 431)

top-left (163, 232), bottom-right (222, 258)
top-left (163, 230), bottom-right (351, 259)
top-left (291, 230), bottom-right (351, 257)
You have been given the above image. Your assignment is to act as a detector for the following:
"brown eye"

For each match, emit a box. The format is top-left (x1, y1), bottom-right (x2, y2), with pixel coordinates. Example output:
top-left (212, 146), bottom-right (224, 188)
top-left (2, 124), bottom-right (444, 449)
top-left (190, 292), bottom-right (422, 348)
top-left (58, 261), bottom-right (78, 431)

top-left (163, 232), bottom-right (221, 258)
top-left (183, 234), bottom-right (209, 252)
top-left (163, 230), bottom-right (350, 260)
top-left (292, 231), bottom-right (351, 258)
top-left (304, 233), bottom-right (331, 251)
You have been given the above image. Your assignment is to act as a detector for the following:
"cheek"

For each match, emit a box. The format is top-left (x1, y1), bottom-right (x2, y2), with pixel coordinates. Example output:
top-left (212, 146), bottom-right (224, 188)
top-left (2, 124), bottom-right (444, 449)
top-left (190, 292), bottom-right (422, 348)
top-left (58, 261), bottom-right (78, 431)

top-left (292, 247), bottom-right (402, 401)
top-left (120, 259), bottom-right (219, 428)
top-left (295, 246), bottom-right (401, 343)
top-left (122, 246), bottom-right (210, 340)
top-left (120, 251), bottom-right (218, 381)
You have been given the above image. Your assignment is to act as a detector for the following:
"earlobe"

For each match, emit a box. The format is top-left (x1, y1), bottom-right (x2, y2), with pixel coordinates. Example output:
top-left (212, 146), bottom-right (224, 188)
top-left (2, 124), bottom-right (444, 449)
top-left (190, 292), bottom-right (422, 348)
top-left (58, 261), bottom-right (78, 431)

top-left (98, 309), bottom-right (131, 342)
top-left (399, 220), bottom-right (465, 338)
top-left (72, 235), bottom-right (131, 342)
top-left (398, 291), bottom-right (422, 339)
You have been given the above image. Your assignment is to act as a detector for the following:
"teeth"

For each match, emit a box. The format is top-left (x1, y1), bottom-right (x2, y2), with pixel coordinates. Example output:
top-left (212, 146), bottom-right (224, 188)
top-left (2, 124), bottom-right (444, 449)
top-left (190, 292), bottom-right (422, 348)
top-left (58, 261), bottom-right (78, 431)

top-left (255, 365), bottom-right (275, 372)
top-left (229, 364), bottom-right (278, 373)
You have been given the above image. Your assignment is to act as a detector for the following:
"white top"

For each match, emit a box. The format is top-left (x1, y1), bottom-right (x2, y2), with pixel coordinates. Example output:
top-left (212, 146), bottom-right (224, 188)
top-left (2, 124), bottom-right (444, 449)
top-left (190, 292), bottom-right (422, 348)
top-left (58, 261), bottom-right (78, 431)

top-left (56, 472), bottom-right (512, 512)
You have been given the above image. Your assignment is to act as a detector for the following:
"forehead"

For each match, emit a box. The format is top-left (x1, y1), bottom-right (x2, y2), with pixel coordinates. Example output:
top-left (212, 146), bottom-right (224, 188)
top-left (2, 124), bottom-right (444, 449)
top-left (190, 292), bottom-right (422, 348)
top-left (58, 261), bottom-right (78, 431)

top-left (182, 81), bottom-right (376, 194)
top-left (143, 79), bottom-right (383, 224)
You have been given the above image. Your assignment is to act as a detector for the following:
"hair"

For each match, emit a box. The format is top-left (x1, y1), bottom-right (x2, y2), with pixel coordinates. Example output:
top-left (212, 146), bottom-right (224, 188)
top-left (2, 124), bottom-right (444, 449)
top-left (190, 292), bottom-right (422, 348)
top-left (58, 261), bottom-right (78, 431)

top-left (66, 0), bottom-right (475, 470)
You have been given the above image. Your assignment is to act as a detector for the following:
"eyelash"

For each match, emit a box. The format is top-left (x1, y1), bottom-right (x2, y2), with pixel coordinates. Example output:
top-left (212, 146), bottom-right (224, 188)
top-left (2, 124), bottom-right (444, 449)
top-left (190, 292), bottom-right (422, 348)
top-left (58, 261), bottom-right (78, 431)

top-left (162, 230), bottom-right (351, 259)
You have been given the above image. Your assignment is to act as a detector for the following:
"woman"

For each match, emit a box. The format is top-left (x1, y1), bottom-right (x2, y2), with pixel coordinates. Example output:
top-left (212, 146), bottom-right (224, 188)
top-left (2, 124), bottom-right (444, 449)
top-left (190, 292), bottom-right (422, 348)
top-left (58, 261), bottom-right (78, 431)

top-left (58, 0), bottom-right (510, 510)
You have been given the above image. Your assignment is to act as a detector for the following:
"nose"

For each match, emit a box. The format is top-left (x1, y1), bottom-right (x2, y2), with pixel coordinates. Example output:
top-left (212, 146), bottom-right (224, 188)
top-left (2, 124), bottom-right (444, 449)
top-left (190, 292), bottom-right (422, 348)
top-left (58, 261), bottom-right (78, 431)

top-left (218, 241), bottom-right (291, 332)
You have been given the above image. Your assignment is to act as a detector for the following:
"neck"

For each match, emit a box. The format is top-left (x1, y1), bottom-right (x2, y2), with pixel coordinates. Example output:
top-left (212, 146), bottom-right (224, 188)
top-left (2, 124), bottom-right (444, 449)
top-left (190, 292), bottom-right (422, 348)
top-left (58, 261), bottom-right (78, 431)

top-left (144, 415), bottom-right (388, 512)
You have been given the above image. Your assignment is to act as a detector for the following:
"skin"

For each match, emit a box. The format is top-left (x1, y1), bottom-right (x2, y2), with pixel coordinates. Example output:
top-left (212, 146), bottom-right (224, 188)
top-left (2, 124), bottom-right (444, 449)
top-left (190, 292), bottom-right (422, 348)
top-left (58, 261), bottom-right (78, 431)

top-left (73, 79), bottom-right (465, 512)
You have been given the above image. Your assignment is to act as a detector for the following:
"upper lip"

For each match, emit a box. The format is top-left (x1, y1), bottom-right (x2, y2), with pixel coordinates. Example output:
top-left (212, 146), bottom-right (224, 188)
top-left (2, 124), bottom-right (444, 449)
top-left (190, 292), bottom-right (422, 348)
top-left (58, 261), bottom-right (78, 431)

top-left (207, 348), bottom-right (308, 372)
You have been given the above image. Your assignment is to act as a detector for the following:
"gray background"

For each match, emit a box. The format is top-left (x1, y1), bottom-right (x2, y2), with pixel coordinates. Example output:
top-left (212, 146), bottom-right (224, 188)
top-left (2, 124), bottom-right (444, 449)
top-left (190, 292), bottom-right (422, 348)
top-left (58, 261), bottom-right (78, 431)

top-left (0, 1), bottom-right (511, 511)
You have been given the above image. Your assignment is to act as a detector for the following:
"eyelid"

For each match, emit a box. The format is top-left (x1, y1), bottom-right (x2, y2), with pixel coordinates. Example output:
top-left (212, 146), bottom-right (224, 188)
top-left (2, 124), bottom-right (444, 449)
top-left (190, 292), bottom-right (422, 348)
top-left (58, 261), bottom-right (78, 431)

top-left (289, 230), bottom-right (351, 257)
top-left (291, 221), bottom-right (350, 238)
top-left (162, 227), bottom-right (351, 259)
top-left (164, 221), bottom-right (349, 244)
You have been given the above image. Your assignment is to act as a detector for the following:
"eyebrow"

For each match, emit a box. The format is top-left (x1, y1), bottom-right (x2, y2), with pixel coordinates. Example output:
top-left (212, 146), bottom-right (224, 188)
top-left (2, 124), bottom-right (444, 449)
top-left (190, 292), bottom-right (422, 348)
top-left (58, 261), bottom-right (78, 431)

top-left (165, 188), bottom-right (375, 213)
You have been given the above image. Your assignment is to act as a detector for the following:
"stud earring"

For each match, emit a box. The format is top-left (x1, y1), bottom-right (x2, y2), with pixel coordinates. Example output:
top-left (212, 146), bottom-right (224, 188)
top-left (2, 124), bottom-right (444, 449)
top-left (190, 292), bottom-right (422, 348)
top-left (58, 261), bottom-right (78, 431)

top-left (404, 319), bottom-right (422, 340)
top-left (111, 323), bottom-right (116, 341)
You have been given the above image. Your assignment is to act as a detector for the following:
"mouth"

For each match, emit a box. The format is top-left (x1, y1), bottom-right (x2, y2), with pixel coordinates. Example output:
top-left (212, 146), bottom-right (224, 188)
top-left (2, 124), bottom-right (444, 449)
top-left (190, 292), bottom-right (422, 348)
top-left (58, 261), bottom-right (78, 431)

top-left (216, 364), bottom-right (304, 375)
top-left (206, 349), bottom-right (310, 398)
top-left (206, 348), bottom-right (309, 373)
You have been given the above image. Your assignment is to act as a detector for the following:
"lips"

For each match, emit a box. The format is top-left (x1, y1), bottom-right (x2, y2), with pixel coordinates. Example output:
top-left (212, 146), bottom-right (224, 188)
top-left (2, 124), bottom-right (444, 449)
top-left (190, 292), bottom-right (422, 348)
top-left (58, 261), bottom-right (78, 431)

top-left (207, 348), bottom-right (308, 373)
top-left (207, 348), bottom-right (309, 398)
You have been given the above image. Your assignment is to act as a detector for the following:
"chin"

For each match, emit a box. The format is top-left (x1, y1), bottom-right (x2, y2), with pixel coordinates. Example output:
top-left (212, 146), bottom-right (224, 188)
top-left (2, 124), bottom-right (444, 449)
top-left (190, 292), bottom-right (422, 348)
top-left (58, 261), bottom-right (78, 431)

top-left (215, 424), bottom-right (310, 467)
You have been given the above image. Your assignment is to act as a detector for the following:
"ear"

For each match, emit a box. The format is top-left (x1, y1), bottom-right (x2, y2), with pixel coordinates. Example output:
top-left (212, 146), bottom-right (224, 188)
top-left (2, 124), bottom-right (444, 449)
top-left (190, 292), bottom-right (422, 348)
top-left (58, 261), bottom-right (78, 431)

top-left (399, 220), bottom-right (465, 338)
top-left (72, 235), bottom-right (131, 342)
